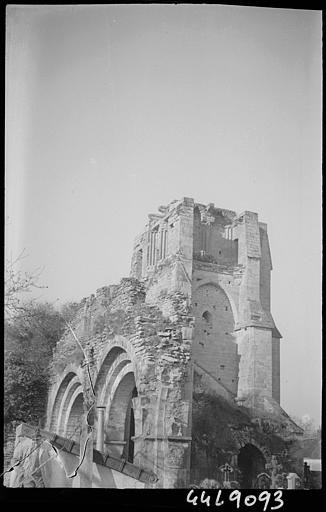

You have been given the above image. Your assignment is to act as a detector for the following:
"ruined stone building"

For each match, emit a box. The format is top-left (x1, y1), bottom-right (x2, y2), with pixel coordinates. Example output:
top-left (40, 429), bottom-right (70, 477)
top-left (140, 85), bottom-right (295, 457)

top-left (9, 198), bottom-right (304, 488)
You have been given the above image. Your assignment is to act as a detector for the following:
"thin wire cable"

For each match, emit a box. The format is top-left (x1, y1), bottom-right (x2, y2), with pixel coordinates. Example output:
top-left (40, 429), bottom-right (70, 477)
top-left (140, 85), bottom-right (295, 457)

top-left (3, 320), bottom-right (96, 483)
top-left (65, 320), bottom-right (96, 397)
top-left (18, 423), bottom-right (82, 484)
top-left (175, 252), bottom-right (192, 285)
top-left (63, 321), bottom-right (95, 433)
top-left (1, 437), bottom-right (45, 478)
top-left (1, 410), bottom-right (55, 479)
top-left (30, 321), bottom-right (95, 482)
top-left (31, 424), bottom-right (91, 481)
top-left (2, 423), bottom-right (90, 483)
top-left (63, 321), bottom-right (95, 478)
top-left (66, 436), bottom-right (91, 478)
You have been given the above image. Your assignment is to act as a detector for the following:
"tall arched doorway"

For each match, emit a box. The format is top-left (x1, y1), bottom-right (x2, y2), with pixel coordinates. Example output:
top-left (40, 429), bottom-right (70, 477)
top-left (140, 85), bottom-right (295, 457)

top-left (238, 444), bottom-right (266, 488)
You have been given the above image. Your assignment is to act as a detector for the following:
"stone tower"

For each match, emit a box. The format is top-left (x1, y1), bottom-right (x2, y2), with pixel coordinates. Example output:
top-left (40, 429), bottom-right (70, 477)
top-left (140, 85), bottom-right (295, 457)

top-left (130, 197), bottom-right (281, 410)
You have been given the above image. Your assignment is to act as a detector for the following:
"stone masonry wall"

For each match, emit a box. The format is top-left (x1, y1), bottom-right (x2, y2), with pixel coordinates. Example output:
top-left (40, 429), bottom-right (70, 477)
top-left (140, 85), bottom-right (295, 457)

top-left (193, 204), bottom-right (238, 266)
top-left (47, 276), bottom-right (194, 487)
top-left (192, 282), bottom-right (239, 395)
top-left (130, 197), bottom-right (194, 301)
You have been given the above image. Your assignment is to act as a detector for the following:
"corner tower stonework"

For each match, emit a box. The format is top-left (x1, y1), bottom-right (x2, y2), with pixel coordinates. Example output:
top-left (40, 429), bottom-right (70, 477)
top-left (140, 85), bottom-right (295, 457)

top-left (131, 198), bottom-right (282, 409)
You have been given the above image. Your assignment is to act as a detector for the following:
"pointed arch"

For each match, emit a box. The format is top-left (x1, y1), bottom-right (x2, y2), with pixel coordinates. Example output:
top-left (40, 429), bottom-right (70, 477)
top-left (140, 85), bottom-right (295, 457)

top-left (92, 336), bottom-right (140, 460)
top-left (192, 281), bottom-right (239, 395)
top-left (50, 371), bottom-right (83, 433)
top-left (193, 279), bottom-right (238, 325)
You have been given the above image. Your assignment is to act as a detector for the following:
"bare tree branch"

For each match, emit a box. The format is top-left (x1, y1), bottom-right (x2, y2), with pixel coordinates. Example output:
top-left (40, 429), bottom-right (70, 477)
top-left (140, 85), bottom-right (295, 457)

top-left (5, 251), bottom-right (48, 320)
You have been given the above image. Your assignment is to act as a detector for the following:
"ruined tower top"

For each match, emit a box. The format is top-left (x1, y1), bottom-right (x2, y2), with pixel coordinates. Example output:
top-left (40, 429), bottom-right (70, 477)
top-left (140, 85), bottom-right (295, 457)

top-left (130, 197), bottom-right (281, 408)
top-left (130, 196), bottom-right (272, 287)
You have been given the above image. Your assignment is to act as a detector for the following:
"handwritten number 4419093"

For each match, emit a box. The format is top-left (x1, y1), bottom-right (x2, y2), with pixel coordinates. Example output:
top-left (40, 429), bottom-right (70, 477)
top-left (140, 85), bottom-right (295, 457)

top-left (187, 490), bottom-right (284, 510)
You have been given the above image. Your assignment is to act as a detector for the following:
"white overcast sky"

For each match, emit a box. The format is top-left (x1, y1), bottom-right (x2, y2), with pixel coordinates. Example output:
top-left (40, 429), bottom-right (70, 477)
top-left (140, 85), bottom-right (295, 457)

top-left (5, 5), bottom-right (322, 425)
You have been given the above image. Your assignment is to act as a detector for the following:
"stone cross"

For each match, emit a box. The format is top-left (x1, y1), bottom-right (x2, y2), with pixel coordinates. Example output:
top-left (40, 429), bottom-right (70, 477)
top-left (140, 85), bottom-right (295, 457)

top-left (257, 472), bottom-right (271, 489)
top-left (265, 455), bottom-right (283, 489)
top-left (220, 463), bottom-right (233, 487)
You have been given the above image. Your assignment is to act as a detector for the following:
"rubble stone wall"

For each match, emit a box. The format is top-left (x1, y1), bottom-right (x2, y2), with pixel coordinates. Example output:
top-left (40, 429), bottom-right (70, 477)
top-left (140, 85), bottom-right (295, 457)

top-left (46, 275), bottom-right (194, 487)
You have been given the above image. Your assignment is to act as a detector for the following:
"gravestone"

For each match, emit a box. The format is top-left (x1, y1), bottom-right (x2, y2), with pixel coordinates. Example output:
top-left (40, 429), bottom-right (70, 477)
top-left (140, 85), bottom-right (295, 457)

top-left (286, 472), bottom-right (301, 490)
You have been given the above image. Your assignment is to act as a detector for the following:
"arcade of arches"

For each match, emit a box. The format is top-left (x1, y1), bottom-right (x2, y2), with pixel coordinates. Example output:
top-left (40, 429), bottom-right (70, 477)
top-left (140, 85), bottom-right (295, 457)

top-left (49, 345), bottom-right (139, 464)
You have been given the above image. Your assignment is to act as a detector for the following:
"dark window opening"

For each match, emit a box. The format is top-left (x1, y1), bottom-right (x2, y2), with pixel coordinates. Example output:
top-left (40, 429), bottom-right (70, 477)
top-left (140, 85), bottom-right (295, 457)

top-left (238, 444), bottom-right (266, 489)
top-left (124, 387), bottom-right (138, 463)
top-left (234, 238), bottom-right (239, 263)
top-left (127, 408), bottom-right (135, 463)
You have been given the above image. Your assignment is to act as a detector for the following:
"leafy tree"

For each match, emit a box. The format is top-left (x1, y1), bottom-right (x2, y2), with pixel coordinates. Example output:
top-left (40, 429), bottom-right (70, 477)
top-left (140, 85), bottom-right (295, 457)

top-left (4, 252), bottom-right (82, 474)
top-left (4, 300), bottom-right (80, 427)
top-left (4, 353), bottom-right (48, 425)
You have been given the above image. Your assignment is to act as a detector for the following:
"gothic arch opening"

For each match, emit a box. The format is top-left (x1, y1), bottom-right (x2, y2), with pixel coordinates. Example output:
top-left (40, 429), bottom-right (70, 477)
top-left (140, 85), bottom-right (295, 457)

top-left (238, 443), bottom-right (266, 489)
top-left (95, 346), bottom-right (126, 395)
top-left (65, 392), bottom-right (84, 441)
top-left (94, 343), bottom-right (139, 461)
top-left (105, 371), bottom-right (137, 461)
top-left (50, 372), bottom-right (83, 433)
top-left (193, 283), bottom-right (238, 395)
